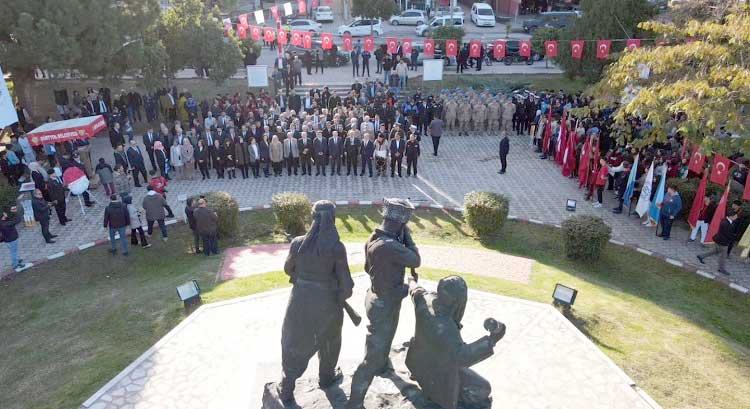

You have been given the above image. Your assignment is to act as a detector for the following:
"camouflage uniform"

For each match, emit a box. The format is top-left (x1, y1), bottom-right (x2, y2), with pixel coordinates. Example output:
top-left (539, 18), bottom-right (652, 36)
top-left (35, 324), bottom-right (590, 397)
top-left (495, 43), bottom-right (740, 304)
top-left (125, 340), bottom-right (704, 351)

top-left (472, 100), bottom-right (487, 134)
top-left (502, 100), bottom-right (516, 134)
top-left (458, 99), bottom-right (471, 135)
top-left (487, 99), bottom-right (501, 132)
top-left (444, 99), bottom-right (458, 132)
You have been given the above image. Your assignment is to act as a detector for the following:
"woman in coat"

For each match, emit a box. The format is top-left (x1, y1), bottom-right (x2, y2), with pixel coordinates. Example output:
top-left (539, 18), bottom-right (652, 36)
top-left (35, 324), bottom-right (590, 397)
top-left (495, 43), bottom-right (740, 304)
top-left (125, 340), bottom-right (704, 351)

top-left (180, 138), bottom-right (195, 180)
top-left (211, 139), bottom-right (225, 179)
top-left (153, 141), bottom-right (170, 180)
top-left (224, 139), bottom-right (235, 179)
top-left (373, 134), bottom-right (389, 177)
top-left (269, 135), bottom-right (283, 176)
top-left (28, 161), bottom-right (50, 201)
top-left (234, 137), bottom-right (250, 179)
top-left (169, 138), bottom-right (183, 180)
top-left (195, 139), bottom-right (210, 180)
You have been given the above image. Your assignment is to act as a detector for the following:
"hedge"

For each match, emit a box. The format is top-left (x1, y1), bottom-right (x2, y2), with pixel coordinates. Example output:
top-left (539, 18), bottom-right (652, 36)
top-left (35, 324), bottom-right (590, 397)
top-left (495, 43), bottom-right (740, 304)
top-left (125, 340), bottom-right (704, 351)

top-left (561, 215), bottom-right (611, 260)
top-left (272, 192), bottom-right (311, 236)
top-left (463, 191), bottom-right (510, 237)
top-left (191, 191), bottom-right (239, 237)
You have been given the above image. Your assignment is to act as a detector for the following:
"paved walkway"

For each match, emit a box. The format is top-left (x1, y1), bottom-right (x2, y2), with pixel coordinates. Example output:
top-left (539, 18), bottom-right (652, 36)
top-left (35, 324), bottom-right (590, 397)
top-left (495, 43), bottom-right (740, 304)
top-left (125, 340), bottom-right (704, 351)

top-left (220, 243), bottom-right (534, 283)
top-left (4, 130), bottom-right (749, 291)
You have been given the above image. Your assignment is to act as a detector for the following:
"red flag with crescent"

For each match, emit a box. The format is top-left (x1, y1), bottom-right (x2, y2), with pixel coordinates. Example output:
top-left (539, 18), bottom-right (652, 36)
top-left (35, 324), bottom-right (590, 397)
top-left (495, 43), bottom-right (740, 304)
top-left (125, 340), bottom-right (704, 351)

top-left (277, 29), bottom-right (288, 45)
top-left (688, 173), bottom-right (708, 228)
top-left (303, 32), bottom-right (313, 48)
top-left (386, 37), bottom-right (398, 54)
top-left (264, 27), bottom-right (275, 42)
top-left (445, 40), bottom-right (457, 57)
top-left (571, 40), bottom-right (584, 59)
top-left (239, 14), bottom-right (249, 29)
top-left (251, 26), bottom-right (261, 40)
top-left (705, 185), bottom-right (730, 244)
top-left (298, 0), bottom-right (307, 15)
top-left (271, 6), bottom-right (279, 20)
top-left (626, 39), bottom-right (641, 52)
top-left (342, 34), bottom-right (353, 51)
top-left (688, 145), bottom-right (706, 174)
top-left (544, 40), bottom-right (558, 58)
top-left (402, 38), bottom-right (413, 55)
top-left (424, 39), bottom-right (435, 57)
top-left (321, 33), bottom-right (333, 49)
top-left (744, 171), bottom-right (750, 201)
top-left (291, 30), bottom-right (302, 46)
top-left (710, 154), bottom-right (731, 185)
top-left (364, 36), bottom-right (374, 52)
top-left (596, 40), bottom-right (612, 59)
top-left (519, 40), bottom-right (531, 57)
top-left (469, 40), bottom-right (481, 58)
top-left (237, 25), bottom-right (247, 39)
top-left (493, 40), bottom-right (506, 59)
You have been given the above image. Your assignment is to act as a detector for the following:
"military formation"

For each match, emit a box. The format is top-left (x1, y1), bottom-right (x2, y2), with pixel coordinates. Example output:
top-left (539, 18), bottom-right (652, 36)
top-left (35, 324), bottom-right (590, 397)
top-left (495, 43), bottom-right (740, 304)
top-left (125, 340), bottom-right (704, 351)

top-left (438, 89), bottom-right (519, 136)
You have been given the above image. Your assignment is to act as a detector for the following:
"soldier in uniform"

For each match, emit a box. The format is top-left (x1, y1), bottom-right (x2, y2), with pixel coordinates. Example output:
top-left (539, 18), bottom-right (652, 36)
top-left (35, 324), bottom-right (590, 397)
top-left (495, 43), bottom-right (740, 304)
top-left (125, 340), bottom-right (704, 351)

top-left (272, 200), bottom-right (354, 404)
top-left (444, 98), bottom-right (458, 133)
top-left (502, 99), bottom-right (516, 134)
top-left (348, 198), bottom-right (421, 409)
top-left (487, 98), bottom-right (501, 132)
top-left (405, 275), bottom-right (506, 409)
top-left (458, 99), bottom-right (471, 136)
top-left (472, 99), bottom-right (487, 135)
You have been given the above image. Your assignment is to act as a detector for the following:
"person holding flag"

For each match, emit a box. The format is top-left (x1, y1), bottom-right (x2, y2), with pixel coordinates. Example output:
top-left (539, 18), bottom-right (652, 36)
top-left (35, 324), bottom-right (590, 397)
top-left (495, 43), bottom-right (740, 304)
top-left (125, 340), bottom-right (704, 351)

top-left (635, 161), bottom-right (655, 219)
top-left (647, 163), bottom-right (667, 227)
top-left (614, 154), bottom-right (638, 214)
top-left (697, 185), bottom-right (735, 276)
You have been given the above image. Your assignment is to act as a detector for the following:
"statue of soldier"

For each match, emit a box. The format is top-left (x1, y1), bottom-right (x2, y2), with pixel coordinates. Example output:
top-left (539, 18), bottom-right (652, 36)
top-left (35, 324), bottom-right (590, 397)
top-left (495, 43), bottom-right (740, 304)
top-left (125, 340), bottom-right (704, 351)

top-left (444, 98), bottom-right (458, 133)
top-left (348, 198), bottom-right (421, 409)
top-left (271, 200), bottom-right (355, 405)
top-left (406, 275), bottom-right (506, 409)
top-left (458, 99), bottom-right (471, 136)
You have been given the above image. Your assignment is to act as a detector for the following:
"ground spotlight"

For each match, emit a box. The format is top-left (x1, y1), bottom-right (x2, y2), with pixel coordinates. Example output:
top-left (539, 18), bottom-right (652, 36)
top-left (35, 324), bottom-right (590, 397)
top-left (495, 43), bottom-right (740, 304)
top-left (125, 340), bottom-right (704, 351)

top-left (176, 280), bottom-right (202, 310)
top-left (566, 199), bottom-right (577, 212)
top-left (552, 283), bottom-right (578, 310)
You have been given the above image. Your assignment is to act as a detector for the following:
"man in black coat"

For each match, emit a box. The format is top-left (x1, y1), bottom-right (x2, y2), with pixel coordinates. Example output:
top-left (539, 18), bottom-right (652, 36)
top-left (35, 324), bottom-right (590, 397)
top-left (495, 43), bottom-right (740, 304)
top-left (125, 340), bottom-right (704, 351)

top-left (498, 133), bottom-right (510, 174)
top-left (328, 131), bottom-right (344, 176)
top-left (360, 133), bottom-right (375, 177)
top-left (697, 210), bottom-right (738, 275)
top-left (344, 132), bottom-right (362, 176)
top-left (142, 126), bottom-right (160, 173)
top-left (32, 189), bottom-right (56, 243)
top-left (298, 131), bottom-right (314, 176)
top-left (126, 140), bottom-right (148, 187)
top-left (389, 132), bottom-right (406, 177)
top-left (103, 194), bottom-right (131, 256)
top-left (46, 169), bottom-right (70, 225)
top-left (313, 130), bottom-right (328, 176)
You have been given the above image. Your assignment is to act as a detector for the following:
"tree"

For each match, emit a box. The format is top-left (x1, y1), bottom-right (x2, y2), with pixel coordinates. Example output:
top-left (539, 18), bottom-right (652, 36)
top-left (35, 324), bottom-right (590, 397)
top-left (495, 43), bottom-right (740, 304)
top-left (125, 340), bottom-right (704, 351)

top-left (351, 0), bottom-right (396, 35)
top-left (550, 0), bottom-right (656, 81)
top-left (430, 26), bottom-right (465, 50)
top-left (0, 0), bottom-right (162, 112)
top-left (588, 4), bottom-right (750, 155)
top-left (159, 0), bottom-right (243, 84)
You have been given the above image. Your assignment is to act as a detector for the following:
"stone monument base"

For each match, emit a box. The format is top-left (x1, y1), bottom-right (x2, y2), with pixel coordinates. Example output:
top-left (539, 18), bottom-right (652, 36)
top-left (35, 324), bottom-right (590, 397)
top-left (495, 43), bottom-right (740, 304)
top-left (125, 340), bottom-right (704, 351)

top-left (261, 345), bottom-right (488, 409)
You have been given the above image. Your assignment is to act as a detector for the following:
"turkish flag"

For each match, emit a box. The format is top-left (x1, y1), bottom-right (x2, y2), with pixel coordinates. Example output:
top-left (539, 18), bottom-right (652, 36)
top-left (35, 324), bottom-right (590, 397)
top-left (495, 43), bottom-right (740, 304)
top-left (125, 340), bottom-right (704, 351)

top-left (402, 38), bottom-right (413, 55)
top-left (445, 40), bottom-right (458, 57)
top-left (571, 40), bottom-right (584, 59)
top-left (544, 40), bottom-right (558, 58)
top-left (744, 171), bottom-right (750, 201)
top-left (519, 40), bottom-right (531, 57)
top-left (596, 40), bottom-right (612, 59)
top-left (386, 37), bottom-right (398, 54)
top-left (237, 25), bottom-right (247, 39)
top-left (298, 0), bottom-right (307, 15)
top-left (251, 26), bottom-right (261, 40)
top-left (303, 32), bottom-right (313, 49)
top-left (493, 40), bottom-right (506, 59)
top-left (688, 145), bottom-right (706, 174)
top-left (271, 6), bottom-right (279, 20)
top-left (291, 30), bottom-right (302, 46)
top-left (277, 29), bottom-right (288, 45)
top-left (688, 174), bottom-right (708, 228)
top-left (321, 33), bottom-right (333, 50)
top-left (705, 185), bottom-right (730, 244)
top-left (364, 36), bottom-right (374, 52)
top-left (424, 39), bottom-right (435, 57)
top-left (264, 27), bottom-right (275, 42)
top-left (469, 40), bottom-right (481, 58)
top-left (342, 34), bottom-right (353, 52)
top-left (626, 39), bottom-right (641, 51)
top-left (239, 14), bottom-right (249, 29)
top-left (312, 0), bottom-right (318, 7)
top-left (710, 154), bottom-right (731, 185)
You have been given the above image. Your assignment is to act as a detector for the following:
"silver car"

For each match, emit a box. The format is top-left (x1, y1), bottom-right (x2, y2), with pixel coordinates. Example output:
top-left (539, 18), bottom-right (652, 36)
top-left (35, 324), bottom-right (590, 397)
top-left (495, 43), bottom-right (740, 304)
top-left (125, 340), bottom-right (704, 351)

top-left (389, 9), bottom-right (428, 26)
top-left (288, 19), bottom-right (323, 34)
top-left (312, 6), bottom-right (334, 23)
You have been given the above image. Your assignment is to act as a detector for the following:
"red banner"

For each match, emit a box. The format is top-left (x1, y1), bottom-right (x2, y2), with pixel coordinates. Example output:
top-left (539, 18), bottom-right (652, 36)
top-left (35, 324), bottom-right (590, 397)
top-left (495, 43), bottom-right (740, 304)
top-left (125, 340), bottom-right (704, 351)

top-left (363, 36), bottom-right (374, 52)
top-left (688, 173), bottom-right (708, 228)
top-left (237, 25), bottom-right (247, 39)
top-left (27, 115), bottom-right (107, 146)
top-left (424, 39), bottom-right (435, 57)
top-left (402, 38), bottom-right (413, 56)
top-left (277, 29), bottom-right (288, 45)
top-left (744, 171), bottom-right (750, 201)
top-left (251, 26), bottom-right (261, 40)
top-left (493, 40), bottom-right (505, 59)
top-left (571, 40), bottom-right (584, 59)
top-left (626, 39), bottom-right (641, 51)
top-left (445, 40), bottom-right (457, 57)
top-left (469, 40), bottom-right (481, 58)
top-left (519, 40), bottom-right (531, 57)
top-left (238, 14), bottom-right (249, 29)
top-left (596, 40), bottom-right (612, 59)
top-left (544, 40), bottom-right (558, 58)
top-left (710, 154), bottom-right (731, 185)
top-left (386, 37), bottom-right (398, 54)
top-left (321, 33), bottom-right (333, 49)
top-left (271, 6), bottom-right (279, 20)
top-left (688, 145), bottom-right (706, 174)
top-left (264, 27), bottom-right (275, 42)
top-left (303, 32), bottom-right (313, 49)
top-left (291, 30), bottom-right (302, 46)
top-left (342, 34), bottom-right (353, 52)
top-left (298, 0), bottom-right (307, 15)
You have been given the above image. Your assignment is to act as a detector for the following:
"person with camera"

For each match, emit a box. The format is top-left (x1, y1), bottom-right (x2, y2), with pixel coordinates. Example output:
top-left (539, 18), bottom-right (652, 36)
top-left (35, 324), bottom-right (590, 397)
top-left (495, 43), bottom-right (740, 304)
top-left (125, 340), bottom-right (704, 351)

top-left (0, 201), bottom-right (30, 271)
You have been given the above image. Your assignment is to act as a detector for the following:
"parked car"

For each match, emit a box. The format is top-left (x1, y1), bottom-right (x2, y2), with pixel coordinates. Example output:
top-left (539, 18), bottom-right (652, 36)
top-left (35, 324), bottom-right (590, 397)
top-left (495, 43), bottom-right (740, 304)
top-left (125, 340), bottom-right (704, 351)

top-left (389, 9), bottom-right (428, 26)
top-left (435, 6), bottom-right (465, 19)
top-left (312, 6), bottom-right (334, 23)
top-left (484, 40), bottom-right (540, 65)
top-left (337, 18), bottom-right (383, 36)
top-left (470, 3), bottom-right (496, 27)
top-left (415, 16), bottom-right (464, 37)
top-left (283, 43), bottom-right (350, 67)
top-left (408, 42), bottom-right (447, 66)
top-left (288, 19), bottom-right (322, 34)
top-left (522, 11), bottom-right (580, 33)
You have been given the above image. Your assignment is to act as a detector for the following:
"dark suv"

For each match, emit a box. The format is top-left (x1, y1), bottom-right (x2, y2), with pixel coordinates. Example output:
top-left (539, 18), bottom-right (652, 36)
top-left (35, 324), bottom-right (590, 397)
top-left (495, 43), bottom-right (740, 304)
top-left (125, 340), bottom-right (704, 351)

top-left (522, 11), bottom-right (580, 33)
top-left (283, 43), bottom-right (350, 67)
top-left (485, 40), bottom-right (541, 65)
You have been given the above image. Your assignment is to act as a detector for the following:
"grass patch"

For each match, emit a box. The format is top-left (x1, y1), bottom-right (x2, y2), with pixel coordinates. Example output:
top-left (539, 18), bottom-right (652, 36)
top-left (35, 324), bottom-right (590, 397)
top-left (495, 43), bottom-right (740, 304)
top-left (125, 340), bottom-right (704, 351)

top-left (0, 208), bottom-right (748, 409)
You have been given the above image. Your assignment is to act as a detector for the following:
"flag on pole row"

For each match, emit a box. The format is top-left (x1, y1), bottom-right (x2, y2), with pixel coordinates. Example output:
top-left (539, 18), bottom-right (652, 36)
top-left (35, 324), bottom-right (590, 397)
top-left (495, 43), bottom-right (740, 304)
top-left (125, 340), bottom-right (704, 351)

top-left (622, 154), bottom-right (639, 208)
top-left (648, 165), bottom-right (667, 226)
top-left (635, 161), bottom-right (655, 217)
top-left (705, 185), bottom-right (730, 245)
top-left (688, 173), bottom-right (708, 229)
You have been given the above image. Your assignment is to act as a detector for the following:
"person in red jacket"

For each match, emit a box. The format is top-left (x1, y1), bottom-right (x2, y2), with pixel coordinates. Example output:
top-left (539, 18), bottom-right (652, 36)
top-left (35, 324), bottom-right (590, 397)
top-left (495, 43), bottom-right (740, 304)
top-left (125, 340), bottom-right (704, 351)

top-left (594, 158), bottom-right (609, 208)
top-left (148, 176), bottom-right (175, 218)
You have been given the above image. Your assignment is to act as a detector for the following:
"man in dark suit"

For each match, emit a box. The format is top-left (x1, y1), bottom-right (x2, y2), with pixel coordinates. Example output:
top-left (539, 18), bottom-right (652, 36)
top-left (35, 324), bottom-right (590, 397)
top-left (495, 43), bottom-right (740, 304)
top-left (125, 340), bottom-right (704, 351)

top-left (113, 144), bottom-right (130, 172)
top-left (142, 126), bottom-right (160, 173)
top-left (298, 131), bottom-right (313, 176)
top-left (203, 128), bottom-right (218, 169)
top-left (290, 92), bottom-right (302, 113)
top-left (313, 130), bottom-right (328, 176)
top-left (360, 132), bottom-right (375, 177)
top-left (32, 189), bottom-right (56, 243)
top-left (127, 140), bottom-right (148, 187)
top-left (697, 210), bottom-right (738, 275)
top-left (344, 131), bottom-right (362, 176)
top-left (283, 131), bottom-right (300, 176)
top-left (389, 132), bottom-right (405, 177)
top-left (328, 131), bottom-right (344, 176)
top-left (498, 132), bottom-right (510, 174)
top-left (46, 169), bottom-right (70, 225)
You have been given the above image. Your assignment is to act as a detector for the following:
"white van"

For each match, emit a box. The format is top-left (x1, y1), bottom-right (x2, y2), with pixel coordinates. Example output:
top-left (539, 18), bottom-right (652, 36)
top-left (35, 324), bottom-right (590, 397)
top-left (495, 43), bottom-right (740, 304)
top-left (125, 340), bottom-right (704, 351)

top-left (415, 15), bottom-right (464, 37)
top-left (471, 3), bottom-right (496, 27)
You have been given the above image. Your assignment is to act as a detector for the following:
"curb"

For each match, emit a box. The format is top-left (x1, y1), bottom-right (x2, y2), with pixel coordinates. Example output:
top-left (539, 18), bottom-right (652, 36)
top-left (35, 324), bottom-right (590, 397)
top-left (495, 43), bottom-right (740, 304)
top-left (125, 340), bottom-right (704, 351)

top-left (2, 202), bottom-right (748, 296)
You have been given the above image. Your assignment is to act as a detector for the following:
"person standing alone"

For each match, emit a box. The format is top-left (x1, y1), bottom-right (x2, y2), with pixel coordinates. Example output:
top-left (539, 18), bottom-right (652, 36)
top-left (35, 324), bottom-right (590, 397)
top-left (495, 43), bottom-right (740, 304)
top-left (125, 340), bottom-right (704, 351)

top-left (498, 132), bottom-right (509, 174)
top-left (103, 194), bottom-right (130, 256)
top-left (193, 198), bottom-right (219, 256)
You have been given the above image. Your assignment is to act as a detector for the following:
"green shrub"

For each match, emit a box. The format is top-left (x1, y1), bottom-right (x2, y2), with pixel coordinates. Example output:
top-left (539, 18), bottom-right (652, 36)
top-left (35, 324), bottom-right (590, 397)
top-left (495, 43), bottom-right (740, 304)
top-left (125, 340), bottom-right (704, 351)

top-left (191, 191), bottom-right (239, 237)
top-left (272, 193), bottom-right (311, 236)
top-left (463, 191), bottom-right (509, 237)
top-left (561, 215), bottom-right (612, 260)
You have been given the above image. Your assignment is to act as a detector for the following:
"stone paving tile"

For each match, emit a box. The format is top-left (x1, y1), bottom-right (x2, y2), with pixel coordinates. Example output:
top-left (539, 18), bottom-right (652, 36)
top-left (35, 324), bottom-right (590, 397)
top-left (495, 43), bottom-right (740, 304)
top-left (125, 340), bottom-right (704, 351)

top-left (4, 131), bottom-right (748, 290)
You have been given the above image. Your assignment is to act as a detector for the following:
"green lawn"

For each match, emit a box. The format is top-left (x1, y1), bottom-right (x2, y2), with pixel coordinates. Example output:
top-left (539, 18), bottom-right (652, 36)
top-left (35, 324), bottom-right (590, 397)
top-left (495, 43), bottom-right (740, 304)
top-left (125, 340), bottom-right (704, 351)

top-left (0, 207), bottom-right (748, 409)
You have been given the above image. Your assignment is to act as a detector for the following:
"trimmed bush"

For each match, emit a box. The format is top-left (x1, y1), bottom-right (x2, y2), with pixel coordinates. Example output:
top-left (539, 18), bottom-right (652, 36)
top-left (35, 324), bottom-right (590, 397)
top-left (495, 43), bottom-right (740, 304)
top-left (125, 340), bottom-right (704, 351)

top-left (561, 215), bottom-right (612, 260)
top-left (191, 191), bottom-right (239, 237)
top-left (272, 192), bottom-right (311, 236)
top-left (463, 191), bottom-right (509, 237)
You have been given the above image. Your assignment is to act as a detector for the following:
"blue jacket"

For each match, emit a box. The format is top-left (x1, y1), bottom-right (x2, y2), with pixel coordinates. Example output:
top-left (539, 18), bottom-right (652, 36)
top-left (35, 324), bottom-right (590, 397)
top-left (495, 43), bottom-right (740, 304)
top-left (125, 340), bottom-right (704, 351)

top-left (661, 192), bottom-right (683, 218)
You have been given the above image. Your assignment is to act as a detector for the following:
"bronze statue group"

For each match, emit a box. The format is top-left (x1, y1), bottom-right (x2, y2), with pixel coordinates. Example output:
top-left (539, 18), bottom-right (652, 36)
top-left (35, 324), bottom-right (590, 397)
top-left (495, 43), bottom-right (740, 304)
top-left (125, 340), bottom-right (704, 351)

top-left (269, 198), bottom-right (506, 409)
